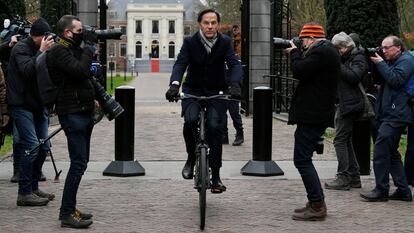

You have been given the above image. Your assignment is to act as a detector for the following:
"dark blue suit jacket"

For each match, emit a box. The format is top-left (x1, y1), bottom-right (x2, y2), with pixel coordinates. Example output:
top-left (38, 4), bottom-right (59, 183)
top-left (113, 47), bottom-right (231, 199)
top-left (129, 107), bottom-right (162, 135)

top-left (170, 31), bottom-right (243, 95)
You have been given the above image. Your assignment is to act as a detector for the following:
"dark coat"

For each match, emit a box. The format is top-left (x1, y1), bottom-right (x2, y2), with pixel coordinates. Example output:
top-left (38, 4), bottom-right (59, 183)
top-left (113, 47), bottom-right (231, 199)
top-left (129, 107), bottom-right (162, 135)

top-left (6, 37), bottom-right (43, 112)
top-left (47, 38), bottom-right (95, 115)
top-left (288, 40), bottom-right (341, 127)
top-left (336, 47), bottom-right (368, 116)
top-left (170, 31), bottom-right (243, 94)
top-left (375, 52), bottom-right (414, 123)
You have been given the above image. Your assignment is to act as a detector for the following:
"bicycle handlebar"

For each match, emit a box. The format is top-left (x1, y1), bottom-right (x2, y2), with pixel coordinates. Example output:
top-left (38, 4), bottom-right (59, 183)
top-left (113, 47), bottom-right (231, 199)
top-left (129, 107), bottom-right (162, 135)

top-left (174, 92), bottom-right (237, 101)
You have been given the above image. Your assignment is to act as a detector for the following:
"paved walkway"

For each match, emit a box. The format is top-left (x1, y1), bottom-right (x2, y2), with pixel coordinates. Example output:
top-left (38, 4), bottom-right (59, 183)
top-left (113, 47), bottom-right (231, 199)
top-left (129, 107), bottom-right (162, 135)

top-left (0, 73), bottom-right (412, 233)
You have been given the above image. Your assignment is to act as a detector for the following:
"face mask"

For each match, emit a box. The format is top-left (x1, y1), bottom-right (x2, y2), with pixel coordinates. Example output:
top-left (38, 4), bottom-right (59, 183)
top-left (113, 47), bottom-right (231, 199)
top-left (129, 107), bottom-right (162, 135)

top-left (4, 19), bottom-right (10, 29)
top-left (71, 31), bottom-right (84, 46)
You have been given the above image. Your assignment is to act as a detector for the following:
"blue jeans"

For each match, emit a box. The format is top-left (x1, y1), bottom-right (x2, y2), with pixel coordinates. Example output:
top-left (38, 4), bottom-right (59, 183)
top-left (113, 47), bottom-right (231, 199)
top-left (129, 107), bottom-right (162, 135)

top-left (182, 99), bottom-right (227, 168)
top-left (10, 106), bottom-right (49, 195)
top-left (59, 112), bottom-right (94, 216)
top-left (373, 122), bottom-right (410, 193)
top-left (294, 124), bottom-right (326, 202)
top-left (404, 123), bottom-right (414, 186)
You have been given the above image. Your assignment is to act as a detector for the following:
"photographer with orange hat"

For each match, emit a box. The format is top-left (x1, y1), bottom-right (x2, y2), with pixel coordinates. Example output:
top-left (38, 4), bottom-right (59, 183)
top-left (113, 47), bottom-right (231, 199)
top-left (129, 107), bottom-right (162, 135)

top-left (284, 23), bottom-right (341, 221)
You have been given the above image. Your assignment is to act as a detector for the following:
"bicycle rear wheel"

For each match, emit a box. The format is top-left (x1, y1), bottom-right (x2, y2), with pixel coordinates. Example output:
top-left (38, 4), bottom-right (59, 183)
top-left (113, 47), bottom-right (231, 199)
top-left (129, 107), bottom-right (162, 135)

top-left (199, 146), bottom-right (208, 230)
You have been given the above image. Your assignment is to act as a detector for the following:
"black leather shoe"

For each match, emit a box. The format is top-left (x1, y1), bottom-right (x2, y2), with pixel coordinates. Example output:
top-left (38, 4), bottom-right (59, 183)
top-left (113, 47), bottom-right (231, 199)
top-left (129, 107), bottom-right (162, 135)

top-left (360, 189), bottom-right (388, 202)
top-left (389, 189), bottom-right (413, 202)
top-left (61, 212), bottom-right (93, 229)
top-left (182, 160), bottom-right (194, 179)
top-left (210, 178), bottom-right (226, 193)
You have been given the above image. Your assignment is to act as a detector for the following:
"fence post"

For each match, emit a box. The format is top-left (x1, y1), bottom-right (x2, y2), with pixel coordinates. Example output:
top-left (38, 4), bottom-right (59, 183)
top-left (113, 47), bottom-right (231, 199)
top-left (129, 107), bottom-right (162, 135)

top-left (241, 87), bottom-right (284, 176)
top-left (103, 86), bottom-right (145, 176)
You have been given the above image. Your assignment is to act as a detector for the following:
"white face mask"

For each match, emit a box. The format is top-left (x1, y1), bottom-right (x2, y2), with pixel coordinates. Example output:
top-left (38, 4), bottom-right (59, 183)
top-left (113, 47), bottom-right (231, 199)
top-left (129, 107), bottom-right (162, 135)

top-left (4, 19), bottom-right (10, 29)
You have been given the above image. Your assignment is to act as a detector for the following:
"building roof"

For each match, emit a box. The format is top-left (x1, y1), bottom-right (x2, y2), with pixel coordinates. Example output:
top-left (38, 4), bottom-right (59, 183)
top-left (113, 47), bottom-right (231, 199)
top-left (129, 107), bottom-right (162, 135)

top-left (108, 0), bottom-right (202, 21)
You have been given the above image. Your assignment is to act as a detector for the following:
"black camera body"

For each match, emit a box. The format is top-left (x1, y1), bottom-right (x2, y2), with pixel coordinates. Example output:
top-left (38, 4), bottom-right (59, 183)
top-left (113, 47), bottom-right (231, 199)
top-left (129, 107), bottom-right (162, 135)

top-left (0, 16), bottom-right (31, 42)
top-left (366, 47), bottom-right (382, 57)
top-left (273, 37), bottom-right (302, 49)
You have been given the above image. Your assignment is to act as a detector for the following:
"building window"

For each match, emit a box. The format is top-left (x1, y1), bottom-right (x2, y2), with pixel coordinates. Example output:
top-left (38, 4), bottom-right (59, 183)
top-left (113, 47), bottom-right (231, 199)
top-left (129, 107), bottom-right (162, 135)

top-left (151, 40), bottom-right (159, 58)
top-left (184, 26), bottom-right (191, 36)
top-left (108, 42), bottom-right (115, 56)
top-left (120, 43), bottom-right (126, 57)
top-left (120, 26), bottom-right (126, 35)
top-left (135, 41), bottom-right (142, 59)
top-left (169, 20), bottom-right (175, 34)
top-left (152, 20), bottom-right (159, 34)
top-left (135, 20), bottom-right (142, 33)
top-left (168, 42), bottom-right (175, 59)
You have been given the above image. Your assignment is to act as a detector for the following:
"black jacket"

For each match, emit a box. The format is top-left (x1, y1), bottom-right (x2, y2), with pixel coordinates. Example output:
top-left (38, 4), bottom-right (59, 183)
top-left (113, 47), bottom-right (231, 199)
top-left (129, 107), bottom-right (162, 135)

top-left (288, 40), bottom-right (341, 127)
top-left (6, 37), bottom-right (43, 112)
top-left (170, 31), bottom-right (243, 94)
top-left (336, 47), bottom-right (368, 116)
top-left (47, 38), bottom-right (95, 115)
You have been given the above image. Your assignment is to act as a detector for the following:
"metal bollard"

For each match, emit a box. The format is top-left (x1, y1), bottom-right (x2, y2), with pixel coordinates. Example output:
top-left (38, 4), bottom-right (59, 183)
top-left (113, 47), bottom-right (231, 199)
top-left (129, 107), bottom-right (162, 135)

top-left (352, 120), bottom-right (371, 175)
top-left (103, 86), bottom-right (145, 176)
top-left (241, 87), bottom-right (284, 176)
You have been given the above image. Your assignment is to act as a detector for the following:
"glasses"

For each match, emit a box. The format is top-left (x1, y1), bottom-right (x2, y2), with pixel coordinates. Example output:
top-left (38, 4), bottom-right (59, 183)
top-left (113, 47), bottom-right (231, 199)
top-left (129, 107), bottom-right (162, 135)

top-left (381, 45), bottom-right (396, 50)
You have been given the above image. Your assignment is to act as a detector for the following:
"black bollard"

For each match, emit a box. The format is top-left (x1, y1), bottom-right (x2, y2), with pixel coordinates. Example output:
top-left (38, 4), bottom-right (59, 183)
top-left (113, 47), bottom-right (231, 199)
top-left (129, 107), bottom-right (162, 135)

top-left (352, 120), bottom-right (371, 175)
top-left (103, 86), bottom-right (145, 176)
top-left (241, 87), bottom-right (284, 176)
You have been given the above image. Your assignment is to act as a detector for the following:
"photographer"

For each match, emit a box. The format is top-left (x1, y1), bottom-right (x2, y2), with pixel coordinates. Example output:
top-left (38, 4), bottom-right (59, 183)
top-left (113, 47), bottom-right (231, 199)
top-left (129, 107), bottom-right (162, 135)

top-left (324, 32), bottom-right (368, 191)
top-left (283, 23), bottom-right (340, 221)
top-left (46, 15), bottom-right (95, 228)
top-left (360, 35), bottom-right (413, 202)
top-left (7, 17), bottom-right (55, 207)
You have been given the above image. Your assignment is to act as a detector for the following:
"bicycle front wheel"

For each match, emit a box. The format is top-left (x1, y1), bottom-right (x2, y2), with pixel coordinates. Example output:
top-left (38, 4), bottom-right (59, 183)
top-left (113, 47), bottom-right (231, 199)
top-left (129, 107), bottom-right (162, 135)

top-left (199, 146), bottom-right (208, 230)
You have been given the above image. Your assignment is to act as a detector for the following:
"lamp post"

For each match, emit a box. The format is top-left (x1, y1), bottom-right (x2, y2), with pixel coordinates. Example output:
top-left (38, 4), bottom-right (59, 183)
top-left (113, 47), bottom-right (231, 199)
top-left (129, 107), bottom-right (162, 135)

top-left (124, 56), bottom-right (127, 81)
top-left (110, 54), bottom-right (114, 90)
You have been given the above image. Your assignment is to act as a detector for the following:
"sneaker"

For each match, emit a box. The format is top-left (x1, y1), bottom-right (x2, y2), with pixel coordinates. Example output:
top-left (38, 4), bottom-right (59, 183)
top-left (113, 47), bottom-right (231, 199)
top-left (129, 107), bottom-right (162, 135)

top-left (61, 211), bottom-right (93, 229)
top-left (33, 189), bottom-right (55, 201)
top-left (210, 178), bottom-right (226, 194)
top-left (292, 201), bottom-right (327, 221)
top-left (16, 193), bottom-right (49, 206)
top-left (59, 209), bottom-right (93, 220)
top-left (349, 176), bottom-right (362, 188)
top-left (324, 175), bottom-right (350, 190)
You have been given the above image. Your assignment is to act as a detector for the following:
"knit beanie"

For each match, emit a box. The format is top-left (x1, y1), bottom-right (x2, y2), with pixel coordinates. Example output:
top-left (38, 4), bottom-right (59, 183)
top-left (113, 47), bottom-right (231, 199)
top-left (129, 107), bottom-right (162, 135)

top-left (331, 32), bottom-right (355, 48)
top-left (30, 17), bottom-right (51, 36)
top-left (299, 23), bottom-right (325, 39)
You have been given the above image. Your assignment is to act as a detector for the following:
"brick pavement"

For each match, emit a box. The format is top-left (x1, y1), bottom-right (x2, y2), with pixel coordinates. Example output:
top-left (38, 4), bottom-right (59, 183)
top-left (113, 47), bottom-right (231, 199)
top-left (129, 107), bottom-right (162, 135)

top-left (0, 73), bottom-right (413, 233)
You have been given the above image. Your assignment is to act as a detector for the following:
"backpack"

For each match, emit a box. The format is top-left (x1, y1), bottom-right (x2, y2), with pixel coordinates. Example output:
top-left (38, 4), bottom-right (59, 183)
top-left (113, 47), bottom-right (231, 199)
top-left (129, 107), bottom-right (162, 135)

top-left (35, 51), bottom-right (60, 106)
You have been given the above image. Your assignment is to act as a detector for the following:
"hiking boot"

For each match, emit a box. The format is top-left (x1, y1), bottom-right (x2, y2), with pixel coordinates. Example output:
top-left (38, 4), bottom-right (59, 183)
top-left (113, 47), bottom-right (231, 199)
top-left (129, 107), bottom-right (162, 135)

top-left (33, 189), bottom-right (55, 201)
top-left (61, 211), bottom-right (93, 229)
top-left (16, 193), bottom-right (49, 206)
top-left (182, 159), bottom-right (195, 179)
top-left (59, 209), bottom-right (93, 220)
top-left (210, 178), bottom-right (226, 194)
top-left (349, 175), bottom-right (362, 188)
top-left (388, 189), bottom-right (413, 202)
top-left (292, 201), bottom-right (327, 221)
top-left (232, 130), bottom-right (244, 146)
top-left (222, 133), bottom-right (229, 144)
top-left (294, 202), bottom-right (311, 213)
top-left (324, 175), bottom-right (350, 190)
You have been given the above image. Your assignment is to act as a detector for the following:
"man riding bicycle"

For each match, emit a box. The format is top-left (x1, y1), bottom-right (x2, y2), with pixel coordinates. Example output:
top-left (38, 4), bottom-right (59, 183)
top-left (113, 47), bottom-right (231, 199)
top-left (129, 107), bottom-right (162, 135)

top-left (165, 9), bottom-right (243, 193)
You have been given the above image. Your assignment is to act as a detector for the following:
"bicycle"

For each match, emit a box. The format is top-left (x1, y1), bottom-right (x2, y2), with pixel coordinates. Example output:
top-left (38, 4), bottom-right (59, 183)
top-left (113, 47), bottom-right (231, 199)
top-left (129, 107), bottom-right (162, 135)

top-left (175, 92), bottom-right (231, 230)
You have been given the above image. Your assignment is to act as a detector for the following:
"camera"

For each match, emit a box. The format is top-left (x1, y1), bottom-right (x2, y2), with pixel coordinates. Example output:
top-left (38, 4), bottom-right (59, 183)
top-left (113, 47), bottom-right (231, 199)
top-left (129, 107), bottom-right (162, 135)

top-left (0, 15), bottom-right (31, 41)
top-left (366, 47), bottom-right (382, 57)
top-left (83, 25), bottom-right (123, 42)
top-left (44, 32), bottom-right (58, 41)
top-left (91, 77), bottom-right (124, 121)
top-left (273, 36), bottom-right (302, 49)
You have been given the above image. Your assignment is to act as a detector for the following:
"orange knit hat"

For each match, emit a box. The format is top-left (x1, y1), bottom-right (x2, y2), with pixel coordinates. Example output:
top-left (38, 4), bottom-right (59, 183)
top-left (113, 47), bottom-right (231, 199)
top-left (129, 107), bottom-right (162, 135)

top-left (299, 23), bottom-right (326, 39)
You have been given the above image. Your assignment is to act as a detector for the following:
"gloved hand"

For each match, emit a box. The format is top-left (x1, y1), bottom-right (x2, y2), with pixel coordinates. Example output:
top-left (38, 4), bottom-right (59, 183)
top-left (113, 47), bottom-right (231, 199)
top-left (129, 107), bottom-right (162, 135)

top-left (84, 43), bottom-right (97, 54)
top-left (165, 84), bottom-right (180, 102)
top-left (228, 83), bottom-right (242, 100)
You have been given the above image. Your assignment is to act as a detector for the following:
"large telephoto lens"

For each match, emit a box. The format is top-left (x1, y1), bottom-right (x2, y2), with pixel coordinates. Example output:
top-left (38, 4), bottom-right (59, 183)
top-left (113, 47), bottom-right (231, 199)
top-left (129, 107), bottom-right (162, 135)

top-left (91, 78), bottom-right (124, 121)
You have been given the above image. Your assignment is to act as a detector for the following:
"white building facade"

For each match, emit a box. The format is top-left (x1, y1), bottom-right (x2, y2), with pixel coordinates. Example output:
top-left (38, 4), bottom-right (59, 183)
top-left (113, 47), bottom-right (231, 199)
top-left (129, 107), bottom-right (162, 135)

top-left (127, 3), bottom-right (184, 72)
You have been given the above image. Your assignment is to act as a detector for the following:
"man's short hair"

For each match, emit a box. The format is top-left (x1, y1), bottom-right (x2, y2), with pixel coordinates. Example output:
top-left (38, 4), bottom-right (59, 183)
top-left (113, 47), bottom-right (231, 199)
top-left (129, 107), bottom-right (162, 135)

top-left (197, 9), bottom-right (220, 23)
top-left (56, 15), bottom-right (80, 37)
top-left (385, 35), bottom-right (405, 52)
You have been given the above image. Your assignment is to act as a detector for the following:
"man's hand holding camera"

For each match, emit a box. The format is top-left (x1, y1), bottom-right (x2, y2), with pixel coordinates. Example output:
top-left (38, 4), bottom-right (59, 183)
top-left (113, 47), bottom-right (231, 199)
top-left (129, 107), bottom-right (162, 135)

top-left (370, 52), bottom-right (384, 64)
top-left (39, 35), bottom-right (55, 53)
top-left (284, 40), bottom-right (298, 54)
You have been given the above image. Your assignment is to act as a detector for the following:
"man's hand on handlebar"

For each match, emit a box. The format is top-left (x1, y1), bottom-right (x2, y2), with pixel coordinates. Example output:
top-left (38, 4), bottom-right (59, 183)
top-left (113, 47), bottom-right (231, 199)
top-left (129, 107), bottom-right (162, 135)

top-left (228, 83), bottom-right (242, 100)
top-left (165, 84), bottom-right (180, 102)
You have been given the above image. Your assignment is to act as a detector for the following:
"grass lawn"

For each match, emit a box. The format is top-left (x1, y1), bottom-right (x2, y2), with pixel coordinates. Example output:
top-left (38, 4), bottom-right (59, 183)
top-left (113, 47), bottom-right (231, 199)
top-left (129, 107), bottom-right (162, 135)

top-left (0, 75), bottom-right (136, 158)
